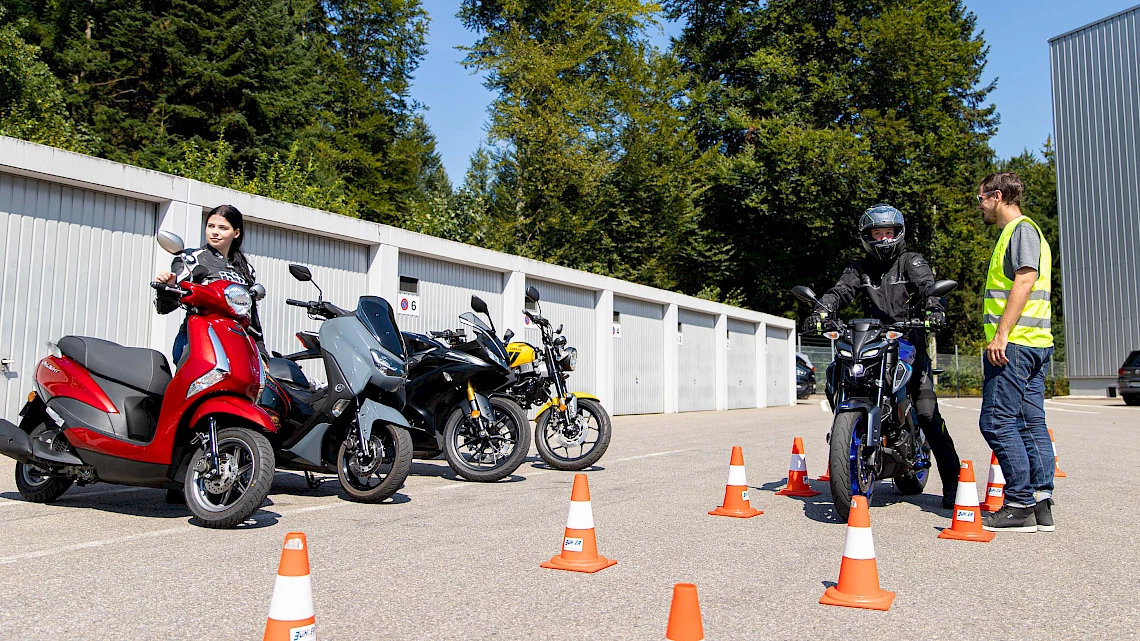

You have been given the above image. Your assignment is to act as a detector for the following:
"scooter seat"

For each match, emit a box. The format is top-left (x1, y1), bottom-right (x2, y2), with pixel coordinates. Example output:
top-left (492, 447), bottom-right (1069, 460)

top-left (57, 336), bottom-right (172, 395)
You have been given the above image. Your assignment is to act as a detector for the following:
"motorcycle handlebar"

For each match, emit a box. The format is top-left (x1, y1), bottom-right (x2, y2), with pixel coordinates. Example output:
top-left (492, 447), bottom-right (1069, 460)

top-left (285, 298), bottom-right (310, 308)
top-left (151, 281), bottom-right (185, 296)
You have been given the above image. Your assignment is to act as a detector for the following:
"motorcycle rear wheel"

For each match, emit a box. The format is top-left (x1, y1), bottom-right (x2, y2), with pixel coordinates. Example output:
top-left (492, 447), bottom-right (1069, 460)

top-left (443, 397), bottom-right (530, 482)
top-left (184, 427), bottom-right (274, 529)
top-left (14, 462), bottom-right (73, 503)
top-left (534, 398), bottom-right (611, 471)
top-left (337, 423), bottom-right (413, 503)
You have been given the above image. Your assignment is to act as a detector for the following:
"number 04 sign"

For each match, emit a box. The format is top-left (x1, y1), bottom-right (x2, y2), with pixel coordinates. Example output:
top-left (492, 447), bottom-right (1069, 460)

top-left (398, 293), bottom-right (420, 316)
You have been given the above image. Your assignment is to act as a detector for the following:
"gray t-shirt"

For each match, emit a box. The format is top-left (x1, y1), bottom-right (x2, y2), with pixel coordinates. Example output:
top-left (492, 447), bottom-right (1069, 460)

top-left (1003, 223), bottom-right (1041, 280)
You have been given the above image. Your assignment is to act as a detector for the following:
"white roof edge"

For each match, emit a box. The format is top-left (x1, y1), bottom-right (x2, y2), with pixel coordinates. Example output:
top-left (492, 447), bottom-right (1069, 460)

top-left (0, 136), bottom-right (795, 329)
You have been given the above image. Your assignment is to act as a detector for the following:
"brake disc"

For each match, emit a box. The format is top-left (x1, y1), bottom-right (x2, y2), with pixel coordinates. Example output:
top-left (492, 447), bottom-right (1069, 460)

top-left (203, 453), bottom-right (239, 494)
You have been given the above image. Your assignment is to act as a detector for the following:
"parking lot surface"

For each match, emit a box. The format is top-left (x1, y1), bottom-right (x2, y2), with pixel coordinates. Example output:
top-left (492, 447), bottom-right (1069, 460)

top-left (0, 396), bottom-right (1136, 639)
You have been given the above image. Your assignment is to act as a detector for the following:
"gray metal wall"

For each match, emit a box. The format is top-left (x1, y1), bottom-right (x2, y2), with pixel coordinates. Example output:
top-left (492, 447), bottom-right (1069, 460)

top-left (241, 221), bottom-right (370, 383)
top-left (0, 174), bottom-right (156, 417)
top-left (1050, 5), bottom-right (1140, 383)
top-left (396, 253), bottom-right (505, 337)
top-left (677, 309), bottom-right (716, 412)
top-left (727, 319), bottom-right (758, 409)
top-left (613, 296), bottom-right (664, 415)
top-left (523, 278), bottom-right (596, 396)
top-left (766, 325), bottom-right (792, 406)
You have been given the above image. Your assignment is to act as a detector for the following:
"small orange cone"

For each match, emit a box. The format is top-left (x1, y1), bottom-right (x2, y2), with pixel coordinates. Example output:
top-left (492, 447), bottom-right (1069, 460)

top-left (775, 437), bottom-right (821, 497)
top-left (1049, 429), bottom-right (1067, 478)
top-left (541, 474), bottom-right (617, 573)
top-left (665, 583), bottom-right (704, 641)
top-left (264, 532), bottom-right (316, 641)
top-left (818, 467), bottom-right (831, 482)
top-left (980, 453), bottom-right (1006, 513)
top-left (937, 460), bottom-right (995, 542)
top-left (709, 446), bottom-right (762, 518)
top-left (820, 495), bottom-right (895, 611)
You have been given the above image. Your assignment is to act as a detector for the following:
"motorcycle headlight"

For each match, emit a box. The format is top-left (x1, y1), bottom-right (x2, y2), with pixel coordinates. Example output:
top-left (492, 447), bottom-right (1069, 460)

top-left (224, 284), bottom-right (252, 317)
top-left (860, 348), bottom-right (881, 359)
top-left (558, 347), bottom-right (577, 371)
top-left (370, 349), bottom-right (404, 377)
top-left (838, 349), bottom-right (853, 358)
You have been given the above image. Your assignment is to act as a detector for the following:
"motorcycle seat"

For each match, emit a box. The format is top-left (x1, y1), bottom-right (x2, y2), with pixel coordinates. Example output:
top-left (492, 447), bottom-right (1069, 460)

top-left (57, 336), bottom-right (172, 396)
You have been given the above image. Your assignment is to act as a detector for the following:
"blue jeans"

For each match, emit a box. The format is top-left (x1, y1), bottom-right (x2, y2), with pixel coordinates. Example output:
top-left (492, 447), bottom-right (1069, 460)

top-left (979, 342), bottom-right (1055, 506)
top-left (172, 328), bottom-right (188, 366)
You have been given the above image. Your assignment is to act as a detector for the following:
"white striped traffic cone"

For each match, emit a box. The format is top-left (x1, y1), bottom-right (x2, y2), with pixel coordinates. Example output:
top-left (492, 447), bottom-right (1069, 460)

top-left (819, 495), bottom-right (895, 611)
top-left (937, 460), bottom-right (994, 542)
top-left (540, 474), bottom-right (617, 573)
top-left (709, 446), bottom-right (762, 518)
top-left (980, 452), bottom-right (1005, 513)
top-left (264, 532), bottom-right (316, 641)
top-left (776, 436), bottom-right (820, 497)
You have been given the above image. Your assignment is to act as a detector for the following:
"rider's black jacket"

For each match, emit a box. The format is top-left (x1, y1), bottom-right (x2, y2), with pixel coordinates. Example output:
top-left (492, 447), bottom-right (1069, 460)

top-left (816, 247), bottom-right (943, 343)
top-left (155, 245), bottom-right (264, 346)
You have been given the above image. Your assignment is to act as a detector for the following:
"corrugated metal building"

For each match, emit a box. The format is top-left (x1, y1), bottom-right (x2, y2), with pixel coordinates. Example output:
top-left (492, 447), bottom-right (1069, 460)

top-left (0, 136), bottom-right (797, 418)
top-left (1050, 4), bottom-right (1140, 396)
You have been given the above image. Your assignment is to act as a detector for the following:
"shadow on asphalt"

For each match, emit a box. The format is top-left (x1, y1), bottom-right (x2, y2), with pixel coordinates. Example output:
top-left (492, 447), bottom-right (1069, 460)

top-left (752, 478), bottom-right (953, 524)
top-left (408, 460), bottom-right (527, 483)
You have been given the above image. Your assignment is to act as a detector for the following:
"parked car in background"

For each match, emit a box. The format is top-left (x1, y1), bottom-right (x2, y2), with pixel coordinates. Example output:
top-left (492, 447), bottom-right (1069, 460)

top-left (1119, 350), bottom-right (1140, 406)
top-left (796, 352), bottom-right (816, 399)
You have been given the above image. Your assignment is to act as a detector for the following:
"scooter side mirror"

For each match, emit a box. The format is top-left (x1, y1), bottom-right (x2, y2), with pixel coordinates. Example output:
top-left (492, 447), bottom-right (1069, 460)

top-left (288, 264), bottom-right (312, 282)
top-left (157, 231), bottom-right (185, 255)
top-left (503, 329), bottom-right (515, 343)
top-left (791, 285), bottom-right (819, 306)
top-left (249, 283), bottom-right (267, 301)
top-left (555, 323), bottom-right (563, 335)
top-left (525, 286), bottom-right (540, 303)
top-left (471, 295), bottom-right (489, 316)
top-left (925, 280), bottom-right (958, 299)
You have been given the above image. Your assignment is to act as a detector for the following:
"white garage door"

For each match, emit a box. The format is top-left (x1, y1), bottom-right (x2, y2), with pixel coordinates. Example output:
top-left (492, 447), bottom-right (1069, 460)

top-left (766, 325), bottom-right (792, 406)
top-left (0, 173), bottom-right (157, 418)
top-left (728, 319), bottom-right (758, 409)
top-left (523, 279), bottom-right (597, 396)
top-left (241, 221), bottom-right (370, 368)
top-left (397, 253), bottom-right (505, 337)
top-left (612, 297), bottom-right (664, 415)
top-left (678, 309), bottom-right (716, 412)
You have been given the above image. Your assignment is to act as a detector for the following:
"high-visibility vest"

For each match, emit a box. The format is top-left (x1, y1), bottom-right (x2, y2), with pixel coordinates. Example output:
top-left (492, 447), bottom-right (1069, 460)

top-left (983, 215), bottom-right (1053, 347)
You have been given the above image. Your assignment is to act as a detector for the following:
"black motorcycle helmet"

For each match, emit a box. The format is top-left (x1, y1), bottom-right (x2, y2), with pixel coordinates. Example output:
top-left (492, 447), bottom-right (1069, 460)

top-left (859, 204), bottom-right (906, 262)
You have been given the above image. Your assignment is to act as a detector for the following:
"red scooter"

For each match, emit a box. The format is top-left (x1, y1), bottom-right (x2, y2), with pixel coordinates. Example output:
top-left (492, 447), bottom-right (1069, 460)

top-left (0, 232), bottom-right (277, 528)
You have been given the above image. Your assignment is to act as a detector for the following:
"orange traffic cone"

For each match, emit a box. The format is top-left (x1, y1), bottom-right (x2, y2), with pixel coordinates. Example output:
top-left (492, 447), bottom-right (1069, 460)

top-left (1049, 429), bottom-right (1067, 478)
top-left (980, 453), bottom-right (1006, 513)
top-left (541, 474), bottom-right (618, 573)
top-left (264, 532), bottom-right (316, 641)
top-left (776, 437), bottom-right (821, 497)
top-left (709, 446), bottom-right (762, 518)
top-left (937, 460), bottom-right (995, 542)
top-left (665, 583), bottom-right (705, 641)
top-left (820, 495), bottom-right (895, 611)
top-left (818, 467), bottom-right (831, 482)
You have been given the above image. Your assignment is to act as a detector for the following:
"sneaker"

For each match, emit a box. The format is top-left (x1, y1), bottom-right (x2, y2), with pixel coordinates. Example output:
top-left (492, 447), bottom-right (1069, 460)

top-left (982, 504), bottom-right (1037, 533)
top-left (1035, 498), bottom-right (1055, 532)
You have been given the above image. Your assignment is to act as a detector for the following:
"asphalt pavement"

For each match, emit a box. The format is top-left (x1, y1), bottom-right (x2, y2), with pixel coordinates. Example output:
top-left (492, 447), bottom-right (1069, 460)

top-left (0, 396), bottom-right (1136, 639)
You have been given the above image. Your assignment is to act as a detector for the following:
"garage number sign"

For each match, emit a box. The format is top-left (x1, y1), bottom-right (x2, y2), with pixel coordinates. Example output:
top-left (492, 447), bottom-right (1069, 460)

top-left (398, 293), bottom-right (420, 316)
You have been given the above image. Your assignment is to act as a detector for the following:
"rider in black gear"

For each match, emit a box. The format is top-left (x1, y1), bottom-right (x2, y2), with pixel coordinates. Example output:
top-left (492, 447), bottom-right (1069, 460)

top-left (804, 204), bottom-right (961, 509)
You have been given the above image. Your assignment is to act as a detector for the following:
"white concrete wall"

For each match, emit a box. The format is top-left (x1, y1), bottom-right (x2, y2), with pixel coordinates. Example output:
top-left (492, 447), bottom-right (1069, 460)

top-left (0, 136), bottom-right (797, 416)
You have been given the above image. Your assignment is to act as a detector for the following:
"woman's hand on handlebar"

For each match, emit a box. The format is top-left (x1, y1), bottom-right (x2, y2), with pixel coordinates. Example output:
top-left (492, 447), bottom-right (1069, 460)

top-left (154, 271), bottom-right (175, 285)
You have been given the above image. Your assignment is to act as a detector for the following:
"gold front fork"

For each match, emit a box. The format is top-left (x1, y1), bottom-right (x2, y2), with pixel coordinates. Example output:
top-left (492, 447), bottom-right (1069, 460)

top-left (466, 381), bottom-right (480, 419)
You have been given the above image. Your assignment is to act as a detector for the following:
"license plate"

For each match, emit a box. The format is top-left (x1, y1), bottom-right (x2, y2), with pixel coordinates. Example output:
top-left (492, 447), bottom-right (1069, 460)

top-left (1129, 381), bottom-right (1140, 388)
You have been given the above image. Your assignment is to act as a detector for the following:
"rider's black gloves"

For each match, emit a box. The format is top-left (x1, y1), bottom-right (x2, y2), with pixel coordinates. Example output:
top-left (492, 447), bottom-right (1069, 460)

top-left (801, 311), bottom-right (827, 334)
top-left (924, 309), bottom-right (946, 330)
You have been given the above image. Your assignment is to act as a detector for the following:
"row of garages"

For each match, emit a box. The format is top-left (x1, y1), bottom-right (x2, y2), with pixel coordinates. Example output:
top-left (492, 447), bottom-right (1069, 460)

top-left (0, 155), bottom-right (794, 419)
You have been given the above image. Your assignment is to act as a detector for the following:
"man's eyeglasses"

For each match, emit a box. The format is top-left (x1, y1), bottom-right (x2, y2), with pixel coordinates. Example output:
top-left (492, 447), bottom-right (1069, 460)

top-left (976, 190), bottom-right (996, 203)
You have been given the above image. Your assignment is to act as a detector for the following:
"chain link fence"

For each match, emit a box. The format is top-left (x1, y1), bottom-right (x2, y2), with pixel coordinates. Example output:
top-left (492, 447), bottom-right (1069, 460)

top-left (797, 342), bottom-right (1068, 397)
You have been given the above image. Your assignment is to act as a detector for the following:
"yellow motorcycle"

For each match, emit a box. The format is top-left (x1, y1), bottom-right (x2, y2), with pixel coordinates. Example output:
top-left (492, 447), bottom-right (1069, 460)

top-left (500, 286), bottom-right (612, 470)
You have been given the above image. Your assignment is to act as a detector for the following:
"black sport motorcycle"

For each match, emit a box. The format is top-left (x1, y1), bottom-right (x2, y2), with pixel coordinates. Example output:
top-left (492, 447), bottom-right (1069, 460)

top-left (792, 279), bottom-right (957, 521)
top-left (400, 295), bottom-right (531, 482)
top-left (258, 264), bottom-right (416, 502)
top-left (499, 285), bottom-right (611, 470)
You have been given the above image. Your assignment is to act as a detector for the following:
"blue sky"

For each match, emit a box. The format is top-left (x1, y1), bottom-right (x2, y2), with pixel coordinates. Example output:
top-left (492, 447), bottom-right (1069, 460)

top-left (410, 1), bottom-right (1138, 186)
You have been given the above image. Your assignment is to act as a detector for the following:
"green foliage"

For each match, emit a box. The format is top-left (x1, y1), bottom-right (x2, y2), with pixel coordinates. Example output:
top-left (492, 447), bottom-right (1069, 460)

top-left (0, 9), bottom-right (87, 151)
top-left (667, 0), bottom-right (998, 342)
top-left (158, 137), bottom-right (360, 217)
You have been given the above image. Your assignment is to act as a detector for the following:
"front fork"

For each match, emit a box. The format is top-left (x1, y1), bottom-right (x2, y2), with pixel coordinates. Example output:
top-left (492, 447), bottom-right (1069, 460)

top-left (191, 417), bottom-right (223, 476)
top-left (466, 382), bottom-right (490, 436)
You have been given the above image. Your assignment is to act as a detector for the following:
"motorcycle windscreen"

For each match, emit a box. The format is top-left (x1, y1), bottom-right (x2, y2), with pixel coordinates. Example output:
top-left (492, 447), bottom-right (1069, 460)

top-left (357, 296), bottom-right (405, 358)
top-left (898, 339), bottom-right (916, 364)
top-left (459, 312), bottom-right (509, 366)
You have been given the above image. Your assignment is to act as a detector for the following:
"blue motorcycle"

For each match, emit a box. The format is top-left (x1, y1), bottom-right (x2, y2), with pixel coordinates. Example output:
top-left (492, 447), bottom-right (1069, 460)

top-left (793, 280), bottom-right (956, 521)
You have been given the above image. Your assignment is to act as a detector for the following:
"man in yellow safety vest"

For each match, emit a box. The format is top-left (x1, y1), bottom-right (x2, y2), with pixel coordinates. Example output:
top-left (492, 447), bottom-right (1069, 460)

top-left (977, 172), bottom-right (1055, 534)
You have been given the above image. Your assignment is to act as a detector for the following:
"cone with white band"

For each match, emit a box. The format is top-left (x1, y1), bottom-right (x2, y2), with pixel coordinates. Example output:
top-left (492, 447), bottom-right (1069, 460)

top-left (775, 437), bottom-right (821, 497)
top-left (937, 460), bottom-right (994, 542)
top-left (541, 474), bottom-right (617, 573)
top-left (980, 452), bottom-right (1006, 513)
top-left (264, 532), bottom-right (316, 641)
top-left (1049, 429), bottom-right (1067, 478)
top-left (709, 446), bottom-right (762, 518)
top-left (819, 495), bottom-right (895, 611)
top-left (665, 583), bottom-right (704, 641)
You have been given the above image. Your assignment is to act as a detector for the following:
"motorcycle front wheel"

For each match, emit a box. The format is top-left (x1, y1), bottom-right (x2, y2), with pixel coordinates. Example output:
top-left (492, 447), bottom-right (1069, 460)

top-left (337, 423), bottom-right (413, 503)
top-left (828, 411), bottom-right (875, 523)
top-left (184, 427), bottom-right (274, 529)
top-left (534, 398), bottom-right (612, 471)
top-left (443, 397), bottom-right (531, 482)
